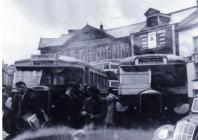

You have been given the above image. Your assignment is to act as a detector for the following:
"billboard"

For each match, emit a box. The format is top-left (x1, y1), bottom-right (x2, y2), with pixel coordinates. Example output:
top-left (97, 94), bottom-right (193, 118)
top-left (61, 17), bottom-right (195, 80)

top-left (133, 25), bottom-right (173, 55)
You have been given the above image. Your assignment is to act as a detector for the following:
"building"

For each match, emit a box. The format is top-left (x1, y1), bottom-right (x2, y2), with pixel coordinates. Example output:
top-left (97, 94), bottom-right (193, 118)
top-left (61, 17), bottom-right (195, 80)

top-left (39, 25), bottom-right (131, 63)
top-left (131, 6), bottom-right (198, 56)
top-left (175, 7), bottom-right (198, 97)
top-left (38, 4), bottom-right (198, 64)
top-left (2, 62), bottom-right (15, 88)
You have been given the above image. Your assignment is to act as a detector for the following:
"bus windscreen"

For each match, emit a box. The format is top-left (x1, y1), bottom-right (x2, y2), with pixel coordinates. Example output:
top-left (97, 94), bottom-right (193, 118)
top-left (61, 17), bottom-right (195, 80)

top-left (13, 70), bottom-right (43, 88)
top-left (120, 64), bottom-right (186, 88)
top-left (14, 67), bottom-right (84, 87)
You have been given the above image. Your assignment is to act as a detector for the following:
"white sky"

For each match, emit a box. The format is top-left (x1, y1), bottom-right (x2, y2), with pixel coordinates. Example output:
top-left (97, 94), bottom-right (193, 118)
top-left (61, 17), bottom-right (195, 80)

top-left (1, 0), bottom-right (197, 64)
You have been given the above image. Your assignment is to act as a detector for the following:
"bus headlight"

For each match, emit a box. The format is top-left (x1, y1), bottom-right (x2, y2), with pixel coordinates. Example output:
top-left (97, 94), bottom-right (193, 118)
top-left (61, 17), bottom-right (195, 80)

top-left (153, 124), bottom-right (174, 140)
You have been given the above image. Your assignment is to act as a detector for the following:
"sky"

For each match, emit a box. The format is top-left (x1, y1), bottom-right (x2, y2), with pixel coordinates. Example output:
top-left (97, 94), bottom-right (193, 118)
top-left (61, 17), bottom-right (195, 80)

top-left (1, 0), bottom-right (197, 64)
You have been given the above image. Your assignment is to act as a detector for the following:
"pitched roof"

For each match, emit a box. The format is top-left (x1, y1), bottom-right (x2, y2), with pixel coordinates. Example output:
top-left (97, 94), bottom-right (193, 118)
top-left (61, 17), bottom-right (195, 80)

top-left (105, 22), bottom-right (146, 38)
top-left (39, 33), bottom-right (74, 49)
top-left (176, 10), bottom-right (198, 30)
top-left (38, 24), bottom-right (114, 49)
top-left (169, 6), bottom-right (197, 24)
top-left (62, 24), bottom-right (115, 47)
top-left (144, 8), bottom-right (160, 17)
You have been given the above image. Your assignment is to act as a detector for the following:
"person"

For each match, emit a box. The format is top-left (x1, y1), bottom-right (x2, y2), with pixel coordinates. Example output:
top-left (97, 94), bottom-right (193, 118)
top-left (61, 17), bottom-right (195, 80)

top-left (54, 84), bottom-right (83, 128)
top-left (11, 81), bottom-right (45, 135)
top-left (54, 86), bottom-right (72, 124)
top-left (81, 86), bottom-right (107, 129)
top-left (2, 85), bottom-right (16, 139)
top-left (2, 86), bottom-right (10, 117)
top-left (2, 85), bottom-right (9, 110)
top-left (105, 88), bottom-right (118, 128)
top-left (69, 84), bottom-right (83, 128)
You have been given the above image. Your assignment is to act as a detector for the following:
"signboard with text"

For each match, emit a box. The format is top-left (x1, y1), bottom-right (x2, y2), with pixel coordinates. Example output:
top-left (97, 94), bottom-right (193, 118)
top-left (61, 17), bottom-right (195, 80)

top-left (135, 57), bottom-right (167, 65)
top-left (133, 25), bottom-right (173, 55)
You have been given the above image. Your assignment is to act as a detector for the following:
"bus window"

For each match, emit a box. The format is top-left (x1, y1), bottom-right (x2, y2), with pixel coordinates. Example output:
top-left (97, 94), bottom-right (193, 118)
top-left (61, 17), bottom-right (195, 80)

top-left (53, 74), bottom-right (59, 85)
top-left (109, 80), bottom-right (118, 88)
top-left (59, 74), bottom-right (65, 85)
top-left (94, 73), bottom-right (98, 86)
top-left (98, 75), bottom-right (102, 88)
top-left (64, 68), bottom-right (84, 84)
top-left (110, 64), bottom-right (118, 69)
top-left (104, 63), bottom-right (109, 69)
top-left (98, 64), bottom-right (104, 70)
top-left (121, 73), bottom-right (150, 85)
top-left (151, 65), bottom-right (186, 87)
top-left (101, 76), bottom-right (105, 89)
top-left (121, 66), bottom-right (148, 72)
top-left (89, 72), bottom-right (94, 85)
top-left (14, 70), bottom-right (43, 88)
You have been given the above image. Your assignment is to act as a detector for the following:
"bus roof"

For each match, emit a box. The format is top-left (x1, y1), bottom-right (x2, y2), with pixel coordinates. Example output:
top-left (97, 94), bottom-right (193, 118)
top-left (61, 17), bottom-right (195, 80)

top-left (14, 54), bottom-right (106, 74)
top-left (120, 54), bottom-right (186, 65)
top-left (15, 54), bottom-right (86, 65)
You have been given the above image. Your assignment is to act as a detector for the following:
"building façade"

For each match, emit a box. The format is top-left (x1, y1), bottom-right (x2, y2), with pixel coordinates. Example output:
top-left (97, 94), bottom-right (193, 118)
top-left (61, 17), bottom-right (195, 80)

top-left (38, 5), bottom-right (198, 64)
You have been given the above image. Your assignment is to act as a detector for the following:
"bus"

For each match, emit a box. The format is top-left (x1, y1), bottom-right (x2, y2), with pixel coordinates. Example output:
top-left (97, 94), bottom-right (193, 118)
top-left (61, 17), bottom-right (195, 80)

top-left (13, 54), bottom-right (108, 111)
top-left (91, 59), bottom-right (120, 89)
top-left (118, 54), bottom-right (188, 117)
top-left (14, 54), bottom-right (107, 90)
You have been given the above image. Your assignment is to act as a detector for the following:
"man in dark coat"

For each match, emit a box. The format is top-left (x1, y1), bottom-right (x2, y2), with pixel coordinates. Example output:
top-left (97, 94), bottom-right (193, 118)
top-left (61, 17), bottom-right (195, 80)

top-left (81, 86), bottom-right (107, 129)
top-left (54, 84), bottom-right (83, 128)
top-left (12, 81), bottom-right (45, 134)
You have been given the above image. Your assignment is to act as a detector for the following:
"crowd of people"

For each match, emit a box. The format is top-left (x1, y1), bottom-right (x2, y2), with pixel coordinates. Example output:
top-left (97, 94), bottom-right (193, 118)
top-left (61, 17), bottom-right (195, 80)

top-left (2, 81), bottom-right (123, 139)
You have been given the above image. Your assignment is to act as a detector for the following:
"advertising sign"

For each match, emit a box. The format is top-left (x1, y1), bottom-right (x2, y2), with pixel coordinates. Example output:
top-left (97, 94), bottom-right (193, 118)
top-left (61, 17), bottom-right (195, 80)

top-left (148, 32), bottom-right (157, 49)
top-left (133, 25), bottom-right (173, 55)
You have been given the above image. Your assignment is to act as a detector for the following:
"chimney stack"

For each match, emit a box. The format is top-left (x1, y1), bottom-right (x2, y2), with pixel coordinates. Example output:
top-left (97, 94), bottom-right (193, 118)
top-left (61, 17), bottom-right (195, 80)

top-left (100, 24), bottom-right (104, 30)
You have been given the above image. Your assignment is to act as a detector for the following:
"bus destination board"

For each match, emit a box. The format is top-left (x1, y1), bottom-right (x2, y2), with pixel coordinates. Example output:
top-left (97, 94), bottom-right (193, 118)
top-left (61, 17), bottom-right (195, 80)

top-left (136, 57), bottom-right (166, 65)
top-left (33, 60), bottom-right (54, 66)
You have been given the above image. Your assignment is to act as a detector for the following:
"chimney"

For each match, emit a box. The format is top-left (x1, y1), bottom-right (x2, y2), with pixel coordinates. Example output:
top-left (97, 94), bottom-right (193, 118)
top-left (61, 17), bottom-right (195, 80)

top-left (100, 24), bottom-right (104, 30)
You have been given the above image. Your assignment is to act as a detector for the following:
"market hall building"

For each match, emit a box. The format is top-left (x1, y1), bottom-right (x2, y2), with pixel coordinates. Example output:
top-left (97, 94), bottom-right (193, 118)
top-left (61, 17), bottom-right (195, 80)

top-left (38, 5), bottom-right (197, 63)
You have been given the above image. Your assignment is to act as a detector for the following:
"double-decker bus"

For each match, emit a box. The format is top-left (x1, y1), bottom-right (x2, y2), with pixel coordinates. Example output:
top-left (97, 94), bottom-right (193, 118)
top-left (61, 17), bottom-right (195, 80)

top-left (119, 54), bottom-right (188, 117)
top-left (91, 59), bottom-right (120, 89)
